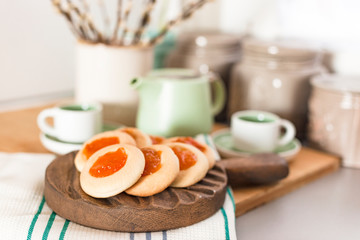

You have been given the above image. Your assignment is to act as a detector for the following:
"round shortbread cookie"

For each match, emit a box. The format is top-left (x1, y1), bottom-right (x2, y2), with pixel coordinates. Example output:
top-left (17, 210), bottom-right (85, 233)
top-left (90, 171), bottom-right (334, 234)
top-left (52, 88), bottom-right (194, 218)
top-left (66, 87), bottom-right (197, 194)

top-left (126, 145), bottom-right (180, 197)
top-left (165, 142), bottom-right (209, 188)
top-left (80, 144), bottom-right (145, 198)
top-left (149, 135), bottom-right (166, 145)
top-left (165, 137), bottom-right (216, 169)
top-left (75, 131), bottom-right (136, 172)
top-left (118, 127), bottom-right (152, 148)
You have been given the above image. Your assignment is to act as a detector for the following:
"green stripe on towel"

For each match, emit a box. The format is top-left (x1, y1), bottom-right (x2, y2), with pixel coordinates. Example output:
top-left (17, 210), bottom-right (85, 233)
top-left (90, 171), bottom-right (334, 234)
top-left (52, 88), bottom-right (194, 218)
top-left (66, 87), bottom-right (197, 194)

top-left (27, 196), bottom-right (46, 240)
top-left (221, 207), bottom-right (230, 240)
top-left (59, 219), bottom-right (70, 240)
top-left (226, 187), bottom-right (236, 212)
top-left (42, 211), bottom-right (56, 240)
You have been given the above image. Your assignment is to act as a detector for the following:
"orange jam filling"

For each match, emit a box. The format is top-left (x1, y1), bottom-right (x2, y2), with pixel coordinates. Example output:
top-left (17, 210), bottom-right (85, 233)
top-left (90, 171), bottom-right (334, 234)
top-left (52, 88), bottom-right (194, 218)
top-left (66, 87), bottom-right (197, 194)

top-left (175, 137), bottom-right (206, 152)
top-left (83, 137), bottom-right (120, 159)
top-left (150, 135), bottom-right (164, 144)
top-left (171, 146), bottom-right (197, 170)
top-left (89, 148), bottom-right (127, 178)
top-left (141, 148), bottom-right (162, 176)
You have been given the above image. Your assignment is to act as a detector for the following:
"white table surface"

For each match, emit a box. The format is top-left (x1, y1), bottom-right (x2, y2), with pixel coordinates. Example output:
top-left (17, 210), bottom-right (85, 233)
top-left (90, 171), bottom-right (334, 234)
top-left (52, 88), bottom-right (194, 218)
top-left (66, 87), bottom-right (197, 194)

top-left (235, 167), bottom-right (360, 240)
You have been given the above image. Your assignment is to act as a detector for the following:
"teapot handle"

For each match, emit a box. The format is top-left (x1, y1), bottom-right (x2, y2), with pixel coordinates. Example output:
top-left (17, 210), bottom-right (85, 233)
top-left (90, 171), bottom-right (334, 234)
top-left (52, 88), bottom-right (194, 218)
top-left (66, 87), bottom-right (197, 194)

top-left (208, 72), bottom-right (226, 116)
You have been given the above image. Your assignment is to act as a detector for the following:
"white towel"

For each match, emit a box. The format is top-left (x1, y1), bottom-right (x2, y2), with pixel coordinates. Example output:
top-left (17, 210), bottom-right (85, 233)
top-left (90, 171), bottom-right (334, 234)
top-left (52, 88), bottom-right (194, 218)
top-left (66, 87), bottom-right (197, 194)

top-left (0, 138), bottom-right (236, 239)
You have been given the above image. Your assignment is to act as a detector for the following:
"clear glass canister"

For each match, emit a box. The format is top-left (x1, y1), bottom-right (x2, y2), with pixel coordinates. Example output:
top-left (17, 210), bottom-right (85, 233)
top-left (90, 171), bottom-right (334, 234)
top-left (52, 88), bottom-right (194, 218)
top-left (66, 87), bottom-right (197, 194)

top-left (308, 74), bottom-right (360, 168)
top-left (229, 39), bottom-right (324, 140)
top-left (166, 32), bottom-right (241, 122)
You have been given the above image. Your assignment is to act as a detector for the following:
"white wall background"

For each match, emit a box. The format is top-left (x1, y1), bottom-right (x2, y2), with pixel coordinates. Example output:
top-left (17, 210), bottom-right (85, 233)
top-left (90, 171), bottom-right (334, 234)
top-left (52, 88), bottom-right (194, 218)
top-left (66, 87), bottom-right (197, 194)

top-left (182, 0), bottom-right (360, 75)
top-left (0, 0), bottom-right (75, 109)
top-left (1, 0), bottom-right (359, 110)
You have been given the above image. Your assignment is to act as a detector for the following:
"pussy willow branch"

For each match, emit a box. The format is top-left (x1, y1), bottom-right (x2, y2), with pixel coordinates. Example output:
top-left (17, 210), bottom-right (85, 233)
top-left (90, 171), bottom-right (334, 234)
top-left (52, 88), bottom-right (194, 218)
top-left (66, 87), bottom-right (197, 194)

top-left (51, 0), bottom-right (84, 39)
top-left (147, 0), bottom-right (211, 46)
top-left (78, 0), bottom-right (94, 40)
top-left (51, 0), bottom-right (211, 46)
top-left (66, 0), bottom-right (90, 40)
top-left (80, 0), bottom-right (104, 42)
top-left (98, 0), bottom-right (111, 43)
top-left (111, 0), bottom-right (123, 42)
top-left (132, 0), bottom-right (156, 45)
top-left (118, 0), bottom-right (133, 45)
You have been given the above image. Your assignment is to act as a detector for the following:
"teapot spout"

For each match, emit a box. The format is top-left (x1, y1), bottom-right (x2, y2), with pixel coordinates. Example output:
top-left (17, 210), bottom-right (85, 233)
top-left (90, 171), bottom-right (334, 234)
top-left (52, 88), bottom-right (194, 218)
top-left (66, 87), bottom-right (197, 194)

top-left (130, 78), bottom-right (143, 89)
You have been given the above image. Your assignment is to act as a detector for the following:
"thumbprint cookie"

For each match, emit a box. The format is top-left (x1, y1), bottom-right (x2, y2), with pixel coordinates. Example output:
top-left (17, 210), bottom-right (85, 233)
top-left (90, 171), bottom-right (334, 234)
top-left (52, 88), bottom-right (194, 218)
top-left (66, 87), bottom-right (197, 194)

top-left (75, 131), bottom-right (136, 172)
top-left (80, 144), bottom-right (145, 198)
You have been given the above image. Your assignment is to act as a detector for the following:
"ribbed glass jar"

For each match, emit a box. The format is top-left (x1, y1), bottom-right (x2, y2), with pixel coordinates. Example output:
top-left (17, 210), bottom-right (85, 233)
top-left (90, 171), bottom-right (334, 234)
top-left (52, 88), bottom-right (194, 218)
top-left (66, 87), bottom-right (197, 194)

top-left (308, 74), bottom-right (360, 168)
top-left (229, 39), bottom-right (324, 140)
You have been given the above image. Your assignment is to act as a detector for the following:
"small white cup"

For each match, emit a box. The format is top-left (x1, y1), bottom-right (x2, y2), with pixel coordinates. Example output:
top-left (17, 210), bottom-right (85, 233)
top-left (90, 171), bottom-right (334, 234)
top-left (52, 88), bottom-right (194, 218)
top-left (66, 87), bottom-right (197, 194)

top-left (37, 102), bottom-right (103, 143)
top-left (231, 110), bottom-right (296, 153)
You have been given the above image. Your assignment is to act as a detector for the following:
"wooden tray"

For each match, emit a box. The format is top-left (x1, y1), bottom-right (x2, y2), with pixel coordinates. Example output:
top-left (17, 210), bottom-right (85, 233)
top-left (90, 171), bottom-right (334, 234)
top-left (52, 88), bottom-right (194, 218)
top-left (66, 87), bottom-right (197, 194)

top-left (232, 147), bottom-right (340, 216)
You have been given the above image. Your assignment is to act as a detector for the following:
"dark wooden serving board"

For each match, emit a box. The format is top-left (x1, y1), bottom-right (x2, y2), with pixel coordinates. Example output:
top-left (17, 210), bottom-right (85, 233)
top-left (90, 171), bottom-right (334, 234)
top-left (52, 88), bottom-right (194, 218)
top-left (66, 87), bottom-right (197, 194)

top-left (44, 151), bottom-right (288, 232)
top-left (44, 152), bottom-right (228, 232)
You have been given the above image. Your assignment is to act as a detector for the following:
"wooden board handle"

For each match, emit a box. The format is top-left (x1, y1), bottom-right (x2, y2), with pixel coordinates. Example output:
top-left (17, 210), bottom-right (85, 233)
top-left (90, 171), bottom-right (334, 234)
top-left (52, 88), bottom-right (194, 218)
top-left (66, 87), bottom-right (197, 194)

top-left (217, 154), bottom-right (289, 187)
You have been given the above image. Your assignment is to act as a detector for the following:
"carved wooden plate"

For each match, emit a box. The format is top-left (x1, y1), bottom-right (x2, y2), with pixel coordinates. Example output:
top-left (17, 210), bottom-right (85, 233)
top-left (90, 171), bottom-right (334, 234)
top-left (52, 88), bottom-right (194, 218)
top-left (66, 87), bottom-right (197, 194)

top-left (44, 151), bottom-right (228, 232)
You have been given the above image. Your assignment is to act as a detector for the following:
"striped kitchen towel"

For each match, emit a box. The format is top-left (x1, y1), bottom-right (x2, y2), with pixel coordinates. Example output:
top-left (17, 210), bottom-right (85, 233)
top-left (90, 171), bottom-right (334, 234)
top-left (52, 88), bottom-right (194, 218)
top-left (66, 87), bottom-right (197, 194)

top-left (0, 137), bottom-right (236, 240)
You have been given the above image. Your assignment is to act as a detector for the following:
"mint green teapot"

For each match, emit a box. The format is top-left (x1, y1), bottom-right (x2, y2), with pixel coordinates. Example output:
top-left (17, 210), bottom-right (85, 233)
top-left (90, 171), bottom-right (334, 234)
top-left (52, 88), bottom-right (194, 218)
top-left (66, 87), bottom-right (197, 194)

top-left (131, 69), bottom-right (225, 137)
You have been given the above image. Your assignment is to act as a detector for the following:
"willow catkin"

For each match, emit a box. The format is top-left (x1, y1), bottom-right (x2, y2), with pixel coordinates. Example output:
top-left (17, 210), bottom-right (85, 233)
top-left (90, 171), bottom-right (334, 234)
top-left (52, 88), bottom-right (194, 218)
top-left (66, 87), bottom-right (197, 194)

top-left (67, 1), bottom-right (90, 40)
top-left (97, 0), bottom-right (111, 42)
top-left (51, 0), bottom-right (211, 46)
top-left (118, 0), bottom-right (133, 45)
top-left (79, 0), bottom-right (104, 42)
top-left (148, 0), bottom-right (211, 46)
top-left (111, 0), bottom-right (123, 43)
top-left (132, 0), bottom-right (156, 45)
top-left (51, 0), bottom-right (84, 39)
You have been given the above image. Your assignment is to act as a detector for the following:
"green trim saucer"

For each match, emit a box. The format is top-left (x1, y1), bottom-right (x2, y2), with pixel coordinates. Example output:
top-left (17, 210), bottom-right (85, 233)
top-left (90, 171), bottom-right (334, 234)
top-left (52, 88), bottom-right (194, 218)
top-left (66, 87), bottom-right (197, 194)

top-left (40, 123), bottom-right (123, 155)
top-left (212, 128), bottom-right (301, 162)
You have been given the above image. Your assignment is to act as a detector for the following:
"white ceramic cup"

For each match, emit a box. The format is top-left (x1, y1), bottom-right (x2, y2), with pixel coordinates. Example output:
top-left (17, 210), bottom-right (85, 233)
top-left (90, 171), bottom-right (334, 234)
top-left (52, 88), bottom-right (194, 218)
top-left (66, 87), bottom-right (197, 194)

top-left (231, 110), bottom-right (296, 153)
top-left (37, 102), bottom-right (102, 143)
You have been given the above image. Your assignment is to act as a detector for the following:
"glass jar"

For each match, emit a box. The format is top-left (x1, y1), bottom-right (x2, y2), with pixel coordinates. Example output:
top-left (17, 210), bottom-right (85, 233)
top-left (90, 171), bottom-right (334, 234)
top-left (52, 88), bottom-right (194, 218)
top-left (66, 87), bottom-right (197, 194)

top-left (308, 74), bottom-right (360, 168)
top-left (229, 39), bottom-right (324, 140)
top-left (166, 32), bottom-right (241, 122)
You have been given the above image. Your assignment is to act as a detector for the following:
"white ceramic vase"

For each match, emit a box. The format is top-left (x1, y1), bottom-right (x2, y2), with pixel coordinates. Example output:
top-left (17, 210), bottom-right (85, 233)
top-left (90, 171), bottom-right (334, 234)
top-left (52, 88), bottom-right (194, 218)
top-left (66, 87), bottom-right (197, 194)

top-left (75, 42), bottom-right (154, 126)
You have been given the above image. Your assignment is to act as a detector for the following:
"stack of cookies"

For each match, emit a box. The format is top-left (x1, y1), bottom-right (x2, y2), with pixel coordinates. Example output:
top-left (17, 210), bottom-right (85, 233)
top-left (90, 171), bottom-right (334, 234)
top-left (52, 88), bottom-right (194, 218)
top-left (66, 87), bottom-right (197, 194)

top-left (74, 128), bottom-right (216, 198)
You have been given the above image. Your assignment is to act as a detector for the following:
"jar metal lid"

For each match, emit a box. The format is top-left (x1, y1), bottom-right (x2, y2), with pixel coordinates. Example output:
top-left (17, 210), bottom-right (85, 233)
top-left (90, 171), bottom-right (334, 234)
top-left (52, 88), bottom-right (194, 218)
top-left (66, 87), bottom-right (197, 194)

top-left (311, 74), bottom-right (360, 95)
top-left (176, 32), bottom-right (241, 49)
top-left (242, 39), bottom-right (319, 61)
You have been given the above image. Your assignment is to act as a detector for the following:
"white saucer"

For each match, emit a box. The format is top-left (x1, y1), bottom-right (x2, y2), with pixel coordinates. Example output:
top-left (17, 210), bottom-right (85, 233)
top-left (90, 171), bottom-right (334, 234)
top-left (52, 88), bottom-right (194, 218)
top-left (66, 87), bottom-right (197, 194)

top-left (40, 133), bottom-right (82, 155)
top-left (40, 123), bottom-right (123, 155)
top-left (212, 128), bottom-right (301, 162)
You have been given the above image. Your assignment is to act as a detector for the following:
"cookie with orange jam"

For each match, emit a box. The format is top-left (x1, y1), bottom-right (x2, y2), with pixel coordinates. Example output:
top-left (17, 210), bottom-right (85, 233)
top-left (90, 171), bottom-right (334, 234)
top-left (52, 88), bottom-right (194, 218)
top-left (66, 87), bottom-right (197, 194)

top-left (166, 142), bottom-right (209, 188)
top-left (80, 144), bottom-right (145, 198)
top-left (125, 145), bottom-right (179, 197)
top-left (75, 131), bottom-right (136, 172)
top-left (117, 127), bottom-right (152, 148)
top-left (166, 137), bottom-right (216, 169)
top-left (149, 135), bottom-right (166, 145)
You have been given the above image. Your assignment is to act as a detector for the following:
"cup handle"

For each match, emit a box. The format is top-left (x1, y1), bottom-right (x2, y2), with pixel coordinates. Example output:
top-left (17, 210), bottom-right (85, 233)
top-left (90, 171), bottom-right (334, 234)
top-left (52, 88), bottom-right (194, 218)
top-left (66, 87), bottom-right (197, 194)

top-left (208, 72), bottom-right (226, 116)
top-left (277, 119), bottom-right (296, 146)
top-left (37, 108), bottom-right (58, 137)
